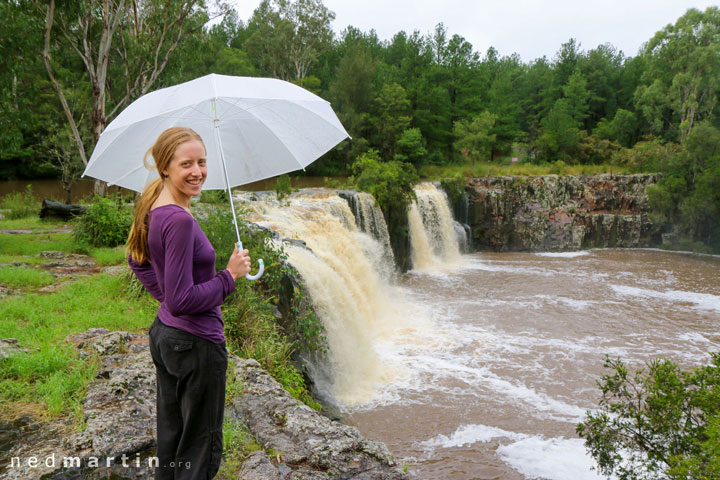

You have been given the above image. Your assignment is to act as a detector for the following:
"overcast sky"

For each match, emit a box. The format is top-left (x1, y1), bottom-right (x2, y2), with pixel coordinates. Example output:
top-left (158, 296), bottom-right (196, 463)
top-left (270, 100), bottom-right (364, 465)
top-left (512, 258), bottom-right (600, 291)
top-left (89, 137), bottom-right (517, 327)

top-left (227, 0), bottom-right (718, 62)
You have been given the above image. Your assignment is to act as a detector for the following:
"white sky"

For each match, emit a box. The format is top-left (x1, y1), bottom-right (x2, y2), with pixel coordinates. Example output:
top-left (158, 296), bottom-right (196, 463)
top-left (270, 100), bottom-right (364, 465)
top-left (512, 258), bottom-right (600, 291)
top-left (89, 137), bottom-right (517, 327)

top-left (227, 0), bottom-right (718, 61)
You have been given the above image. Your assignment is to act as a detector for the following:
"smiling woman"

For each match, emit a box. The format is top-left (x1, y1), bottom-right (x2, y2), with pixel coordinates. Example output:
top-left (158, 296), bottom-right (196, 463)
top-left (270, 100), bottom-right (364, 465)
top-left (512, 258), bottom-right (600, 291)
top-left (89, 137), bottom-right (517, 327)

top-left (125, 126), bottom-right (252, 479)
top-left (160, 139), bottom-right (207, 204)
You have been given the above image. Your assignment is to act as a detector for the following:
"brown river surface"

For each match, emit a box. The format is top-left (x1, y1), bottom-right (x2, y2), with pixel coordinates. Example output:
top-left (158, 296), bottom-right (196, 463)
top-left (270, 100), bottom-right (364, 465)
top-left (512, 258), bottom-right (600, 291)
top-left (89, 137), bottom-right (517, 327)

top-left (343, 249), bottom-right (720, 480)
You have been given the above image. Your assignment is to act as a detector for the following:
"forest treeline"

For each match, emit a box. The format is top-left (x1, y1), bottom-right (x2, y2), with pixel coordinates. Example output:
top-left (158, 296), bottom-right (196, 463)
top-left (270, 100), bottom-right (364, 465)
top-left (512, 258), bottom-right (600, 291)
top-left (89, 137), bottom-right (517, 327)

top-left (1, 1), bottom-right (719, 250)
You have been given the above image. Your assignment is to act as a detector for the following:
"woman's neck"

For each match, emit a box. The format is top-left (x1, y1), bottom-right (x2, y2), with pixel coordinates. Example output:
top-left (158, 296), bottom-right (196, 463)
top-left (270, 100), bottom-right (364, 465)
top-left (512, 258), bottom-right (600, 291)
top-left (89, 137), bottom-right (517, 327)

top-left (153, 185), bottom-right (192, 212)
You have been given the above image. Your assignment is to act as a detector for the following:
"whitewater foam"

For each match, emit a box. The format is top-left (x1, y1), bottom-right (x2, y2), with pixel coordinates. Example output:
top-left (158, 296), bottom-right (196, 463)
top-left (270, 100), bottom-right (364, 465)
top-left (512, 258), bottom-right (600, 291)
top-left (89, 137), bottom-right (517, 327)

top-left (421, 424), bottom-right (610, 480)
top-left (611, 284), bottom-right (720, 312)
top-left (497, 436), bottom-right (609, 480)
top-left (535, 250), bottom-right (591, 258)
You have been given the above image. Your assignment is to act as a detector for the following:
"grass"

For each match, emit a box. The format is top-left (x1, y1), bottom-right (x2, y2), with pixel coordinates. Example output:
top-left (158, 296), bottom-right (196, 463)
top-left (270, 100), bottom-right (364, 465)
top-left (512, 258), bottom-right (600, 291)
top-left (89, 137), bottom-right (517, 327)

top-left (0, 217), bottom-right (68, 230)
top-left (0, 231), bottom-right (75, 256)
top-left (217, 417), bottom-right (261, 479)
top-left (0, 265), bottom-right (55, 288)
top-left (87, 246), bottom-right (127, 266)
top-left (418, 161), bottom-right (634, 180)
top-left (0, 273), bottom-right (158, 420)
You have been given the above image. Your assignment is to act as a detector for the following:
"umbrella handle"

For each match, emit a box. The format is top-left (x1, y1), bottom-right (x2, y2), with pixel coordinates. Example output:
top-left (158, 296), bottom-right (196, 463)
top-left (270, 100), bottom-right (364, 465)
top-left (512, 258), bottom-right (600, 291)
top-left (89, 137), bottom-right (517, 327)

top-left (237, 241), bottom-right (264, 281)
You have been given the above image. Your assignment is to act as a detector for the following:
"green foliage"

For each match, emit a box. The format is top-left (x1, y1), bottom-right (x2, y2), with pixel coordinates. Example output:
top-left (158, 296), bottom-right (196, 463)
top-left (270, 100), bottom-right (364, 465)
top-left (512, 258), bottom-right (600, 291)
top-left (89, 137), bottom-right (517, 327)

top-left (0, 185), bottom-right (38, 220)
top-left (73, 196), bottom-right (133, 249)
top-left (352, 149), bottom-right (418, 217)
top-left (453, 112), bottom-right (496, 165)
top-left (577, 354), bottom-right (720, 480)
top-left (394, 128), bottom-right (428, 165)
top-left (275, 174), bottom-right (293, 201)
top-left (198, 189), bottom-right (229, 204)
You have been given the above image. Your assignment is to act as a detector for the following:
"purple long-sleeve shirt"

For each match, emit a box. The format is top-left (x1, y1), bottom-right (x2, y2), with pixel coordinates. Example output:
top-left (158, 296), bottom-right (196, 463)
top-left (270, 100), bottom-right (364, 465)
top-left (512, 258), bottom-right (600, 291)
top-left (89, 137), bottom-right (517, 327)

top-left (128, 204), bottom-right (235, 343)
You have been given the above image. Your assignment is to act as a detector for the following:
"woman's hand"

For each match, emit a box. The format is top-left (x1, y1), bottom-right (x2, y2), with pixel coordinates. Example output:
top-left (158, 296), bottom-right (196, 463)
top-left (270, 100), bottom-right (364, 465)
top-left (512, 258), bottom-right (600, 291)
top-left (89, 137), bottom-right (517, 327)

top-left (226, 246), bottom-right (251, 281)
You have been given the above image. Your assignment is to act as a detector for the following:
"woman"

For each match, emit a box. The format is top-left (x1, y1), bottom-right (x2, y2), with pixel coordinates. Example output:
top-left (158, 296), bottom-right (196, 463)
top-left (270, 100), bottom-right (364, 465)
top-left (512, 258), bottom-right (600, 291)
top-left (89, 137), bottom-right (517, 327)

top-left (126, 126), bottom-right (250, 479)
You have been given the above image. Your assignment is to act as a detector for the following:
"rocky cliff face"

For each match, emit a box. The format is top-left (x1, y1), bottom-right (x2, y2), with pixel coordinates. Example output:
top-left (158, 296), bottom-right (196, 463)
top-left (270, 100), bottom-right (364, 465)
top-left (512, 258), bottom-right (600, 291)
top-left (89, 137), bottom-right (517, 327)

top-left (465, 174), bottom-right (662, 251)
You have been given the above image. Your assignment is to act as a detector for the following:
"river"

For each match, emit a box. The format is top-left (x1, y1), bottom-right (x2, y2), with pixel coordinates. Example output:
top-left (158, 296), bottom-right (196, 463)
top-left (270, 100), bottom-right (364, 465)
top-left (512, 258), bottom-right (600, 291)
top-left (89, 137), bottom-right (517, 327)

top-left (239, 185), bottom-right (720, 480)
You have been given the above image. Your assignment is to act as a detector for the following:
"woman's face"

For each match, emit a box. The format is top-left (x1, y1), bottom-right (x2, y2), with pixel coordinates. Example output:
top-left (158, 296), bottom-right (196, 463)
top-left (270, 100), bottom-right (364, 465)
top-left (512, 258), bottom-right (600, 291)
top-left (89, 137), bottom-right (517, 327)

top-left (162, 139), bottom-right (207, 201)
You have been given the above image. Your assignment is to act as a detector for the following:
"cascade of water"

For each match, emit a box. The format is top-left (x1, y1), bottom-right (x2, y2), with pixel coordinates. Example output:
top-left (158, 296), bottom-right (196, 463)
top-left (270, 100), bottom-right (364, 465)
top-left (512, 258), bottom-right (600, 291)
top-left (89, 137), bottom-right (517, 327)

top-left (239, 190), bottom-right (413, 405)
top-left (351, 192), bottom-right (395, 268)
top-left (409, 183), bottom-right (462, 270)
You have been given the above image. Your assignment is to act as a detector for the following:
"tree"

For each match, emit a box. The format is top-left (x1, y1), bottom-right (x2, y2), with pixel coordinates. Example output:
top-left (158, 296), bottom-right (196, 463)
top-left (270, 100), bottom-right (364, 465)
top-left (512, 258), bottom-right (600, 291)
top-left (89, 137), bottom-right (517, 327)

top-left (577, 354), bottom-right (720, 480)
top-left (637, 7), bottom-right (720, 141)
top-left (535, 98), bottom-right (583, 161)
top-left (246, 0), bottom-right (335, 81)
top-left (373, 82), bottom-right (411, 159)
top-left (394, 128), bottom-right (427, 165)
top-left (453, 111), bottom-right (496, 165)
top-left (35, 0), bottom-right (211, 192)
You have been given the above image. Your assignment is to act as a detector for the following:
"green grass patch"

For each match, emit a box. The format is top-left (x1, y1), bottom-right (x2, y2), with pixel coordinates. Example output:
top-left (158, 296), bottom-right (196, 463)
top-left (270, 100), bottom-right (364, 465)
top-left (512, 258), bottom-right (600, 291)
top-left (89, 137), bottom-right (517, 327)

top-left (88, 246), bottom-right (127, 266)
top-left (0, 265), bottom-right (55, 288)
top-left (0, 254), bottom-right (47, 266)
top-left (0, 273), bottom-right (158, 418)
top-left (0, 217), bottom-right (68, 230)
top-left (217, 417), bottom-right (261, 480)
top-left (0, 231), bottom-right (75, 256)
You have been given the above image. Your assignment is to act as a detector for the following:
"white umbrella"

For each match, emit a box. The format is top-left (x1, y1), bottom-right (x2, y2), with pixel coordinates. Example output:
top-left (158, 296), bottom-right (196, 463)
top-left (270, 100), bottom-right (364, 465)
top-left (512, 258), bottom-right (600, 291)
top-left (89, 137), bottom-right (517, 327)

top-left (83, 73), bottom-right (350, 280)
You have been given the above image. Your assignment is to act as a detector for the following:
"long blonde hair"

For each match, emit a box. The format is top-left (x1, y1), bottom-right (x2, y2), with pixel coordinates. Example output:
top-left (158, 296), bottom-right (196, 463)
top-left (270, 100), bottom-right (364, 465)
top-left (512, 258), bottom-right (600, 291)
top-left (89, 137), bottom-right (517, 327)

top-left (126, 127), bottom-right (205, 264)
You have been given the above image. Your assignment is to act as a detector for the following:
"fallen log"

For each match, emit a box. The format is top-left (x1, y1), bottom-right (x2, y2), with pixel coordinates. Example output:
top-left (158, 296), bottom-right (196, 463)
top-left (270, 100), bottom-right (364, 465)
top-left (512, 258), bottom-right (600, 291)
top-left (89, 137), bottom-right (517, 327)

top-left (39, 199), bottom-right (86, 220)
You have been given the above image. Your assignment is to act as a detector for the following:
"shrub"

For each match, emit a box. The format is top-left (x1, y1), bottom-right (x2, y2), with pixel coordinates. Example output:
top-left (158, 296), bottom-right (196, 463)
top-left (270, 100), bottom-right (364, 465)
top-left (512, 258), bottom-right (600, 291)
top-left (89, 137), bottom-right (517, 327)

top-left (198, 189), bottom-right (229, 204)
top-left (73, 195), bottom-right (133, 248)
top-left (577, 354), bottom-right (720, 480)
top-left (0, 185), bottom-right (38, 220)
top-left (275, 174), bottom-right (292, 200)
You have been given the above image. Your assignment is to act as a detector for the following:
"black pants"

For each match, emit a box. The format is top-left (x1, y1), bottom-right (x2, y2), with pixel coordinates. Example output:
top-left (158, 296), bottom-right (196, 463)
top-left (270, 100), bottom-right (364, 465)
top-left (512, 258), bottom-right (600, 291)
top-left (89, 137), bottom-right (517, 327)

top-left (148, 317), bottom-right (228, 480)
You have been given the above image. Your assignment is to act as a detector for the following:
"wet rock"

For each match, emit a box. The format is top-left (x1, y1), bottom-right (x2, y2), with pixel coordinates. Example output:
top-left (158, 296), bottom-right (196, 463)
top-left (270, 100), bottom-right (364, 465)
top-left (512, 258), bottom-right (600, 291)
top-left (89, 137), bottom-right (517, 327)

top-left (466, 174), bottom-right (662, 251)
top-left (229, 357), bottom-right (408, 480)
top-left (39, 252), bottom-right (100, 278)
top-left (0, 338), bottom-right (27, 359)
top-left (100, 265), bottom-right (127, 276)
top-left (3, 330), bottom-right (406, 480)
top-left (2, 329), bottom-right (155, 480)
top-left (0, 286), bottom-right (18, 298)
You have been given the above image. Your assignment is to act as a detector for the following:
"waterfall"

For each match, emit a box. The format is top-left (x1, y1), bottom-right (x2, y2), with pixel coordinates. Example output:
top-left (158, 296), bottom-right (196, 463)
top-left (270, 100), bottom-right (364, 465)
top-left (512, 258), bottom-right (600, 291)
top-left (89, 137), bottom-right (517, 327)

top-left (238, 190), bottom-right (413, 405)
top-left (409, 183), bottom-right (462, 270)
top-left (347, 191), bottom-right (395, 272)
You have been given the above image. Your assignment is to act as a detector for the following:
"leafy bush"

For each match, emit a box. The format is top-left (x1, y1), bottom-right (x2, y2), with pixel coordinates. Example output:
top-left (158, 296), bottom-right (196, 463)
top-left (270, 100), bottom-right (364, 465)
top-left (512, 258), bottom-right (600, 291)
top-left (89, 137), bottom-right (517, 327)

top-left (198, 189), bottom-right (229, 204)
top-left (275, 174), bottom-right (292, 200)
top-left (577, 354), bottom-right (720, 480)
top-left (352, 149), bottom-right (418, 216)
top-left (0, 185), bottom-right (38, 220)
top-left (73, 195), bottom-right (133, 248)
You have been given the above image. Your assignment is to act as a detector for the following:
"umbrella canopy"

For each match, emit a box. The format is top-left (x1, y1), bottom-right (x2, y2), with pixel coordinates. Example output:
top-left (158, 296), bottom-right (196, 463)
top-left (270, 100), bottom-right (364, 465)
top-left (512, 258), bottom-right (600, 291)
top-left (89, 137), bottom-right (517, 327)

top-left (83, 73), bottom-right (350, 192)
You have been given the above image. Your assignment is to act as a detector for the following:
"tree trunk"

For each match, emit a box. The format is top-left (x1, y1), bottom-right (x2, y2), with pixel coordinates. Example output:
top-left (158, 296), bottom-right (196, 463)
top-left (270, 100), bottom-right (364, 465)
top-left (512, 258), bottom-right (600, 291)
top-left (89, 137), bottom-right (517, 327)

top-left (94, 179), bottom-right (107, 197)
top-left (41, 0), bottom-right (88, 167)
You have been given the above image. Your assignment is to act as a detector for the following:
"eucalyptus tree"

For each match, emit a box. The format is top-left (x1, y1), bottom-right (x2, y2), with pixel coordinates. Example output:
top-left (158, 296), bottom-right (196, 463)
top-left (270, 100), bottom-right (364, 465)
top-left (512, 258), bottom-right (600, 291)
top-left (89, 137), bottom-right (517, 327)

top-left (246, 0), bottom-right (335, 81)
top-left (636, 6), bottom-right (720, 142)
top-left (33, 0), bottom-right (212, 194)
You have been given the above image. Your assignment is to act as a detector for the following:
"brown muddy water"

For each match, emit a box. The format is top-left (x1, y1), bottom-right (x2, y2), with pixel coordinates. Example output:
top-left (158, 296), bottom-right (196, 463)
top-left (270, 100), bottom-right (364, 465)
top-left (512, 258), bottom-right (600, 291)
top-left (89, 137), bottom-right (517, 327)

top-left (234, 187), bottom-right (719, 480)
top-left (344, 249), bottom-right (720, 480)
